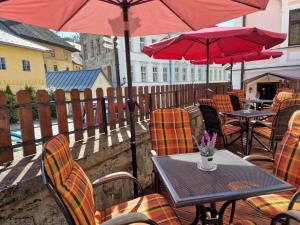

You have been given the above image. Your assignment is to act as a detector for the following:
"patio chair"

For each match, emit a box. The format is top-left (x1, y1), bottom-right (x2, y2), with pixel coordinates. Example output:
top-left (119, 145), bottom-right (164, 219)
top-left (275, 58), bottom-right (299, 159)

top-left (228, 89), bottom-right (245, 109)
top-left (249, 100), bottom-right (300, 155)
top-left (199, 104), bottom-right (244, 148)
top-left (264, 91), bottom-right (296, 113)
top-left (229, 94), bottom-right (242, 111)
top-left (276, 87), bottom-right (294, 94)
top-left (198, 98), bottom-right (214, 107)
top-left (42, 134), bottom-right (182, 225)
top-left (212, 94), bottom-right (234, 113)
top-left (150, 108), bottom-right (194, 156)
top-left (245, 110), bottom-right (300, 219)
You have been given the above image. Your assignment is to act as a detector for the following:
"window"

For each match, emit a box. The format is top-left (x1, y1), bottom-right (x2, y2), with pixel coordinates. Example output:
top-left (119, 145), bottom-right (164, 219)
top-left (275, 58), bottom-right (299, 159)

top-left (153, 66), bottom-right (158, 82)
top-left (198, 68), bottom-right (202, 80)
top-left (97, 38), bottom-right (101, 55)
top-left (209, 69), bottom-right (212, 81)
top-left (289, 9), bottom-right (300, 46)
top-left (83, 44), bottom-right (88, 59)
top-left (182, 68), bottom-right (187, 81)
top-left (66, 67), bottom-right (69, 71)
top-left (191, 67), bottom-right (195, 81)
top-left (141, 66), bottom-right (147, 82)
top-left (140, 37), bottom-right (145, 51)
top-left (53, 65), bottom-right (58, 71)
top-left (214, 69), bottom-right (217, 81)
top-left (175, 67), bottom-right (179, 81)
top-left (0, 57), bottom-right (6, 70)
top-left (90, 41), bottom-right (95, 57)
top-left (50, 49), bottom-right (55, 57)
top-left (22, 60), bottom-right (31, 71)
top-left (219, 70), bottom-right (222, 81)
top-left (163, 67), bottom-right (168, 82)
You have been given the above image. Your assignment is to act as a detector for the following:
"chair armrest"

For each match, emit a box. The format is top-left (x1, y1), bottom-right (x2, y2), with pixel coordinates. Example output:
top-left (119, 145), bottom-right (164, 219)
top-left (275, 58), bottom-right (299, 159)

top-left (243, 155), bottom-right (274, 163)
top-left (288, 189), bottom-right (300, 210)
top-left (101, 213), bottom-right (158, 225)
top-left (150, 150), bottom-right (158, 157)
top-left (250, 120), bottom-right (272, 128)
top-left (271, 210), bottom-right (300, 225)
top-left (93, 172), bottom-right (143, 196)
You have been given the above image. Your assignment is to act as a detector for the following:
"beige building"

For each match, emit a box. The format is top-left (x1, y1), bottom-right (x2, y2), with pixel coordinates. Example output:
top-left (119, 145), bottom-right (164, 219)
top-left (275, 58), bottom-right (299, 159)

top-left (232, 0), bottom-right (300, 99)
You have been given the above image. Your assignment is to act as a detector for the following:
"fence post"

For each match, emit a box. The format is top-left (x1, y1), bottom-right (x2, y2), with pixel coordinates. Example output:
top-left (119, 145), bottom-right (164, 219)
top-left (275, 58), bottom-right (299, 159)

top-left (175, 89), bottom-right (179, 108)
top-left (55, 89), bottom-right (69, 140)
top-left (70, 89), bottom-right (84, 141)
top-left (149, 93), bottom-right (152, 112)
top-left (84, 88), bottom-right (95, 137)
top-left (101, 97), bottom-right (108, 134)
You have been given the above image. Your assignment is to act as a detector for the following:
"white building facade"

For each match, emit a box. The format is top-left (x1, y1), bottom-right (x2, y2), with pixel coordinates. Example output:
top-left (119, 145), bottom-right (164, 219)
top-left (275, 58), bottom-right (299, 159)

top-left (81, 34), bottom-right (229, 87)
top-left (231, 0), bottom-right (300, 90)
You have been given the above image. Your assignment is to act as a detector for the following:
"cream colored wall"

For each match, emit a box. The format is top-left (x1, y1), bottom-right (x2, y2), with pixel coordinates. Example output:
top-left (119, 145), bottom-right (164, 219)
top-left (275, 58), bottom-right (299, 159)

top-left (38, 43), bottom-right (74, 72)
top-left (0, 44), bottom-right (46, 93)
top-left (245, 75), bottom-right (284, 99)
top-left (91, 74), bottom-right (112, 97)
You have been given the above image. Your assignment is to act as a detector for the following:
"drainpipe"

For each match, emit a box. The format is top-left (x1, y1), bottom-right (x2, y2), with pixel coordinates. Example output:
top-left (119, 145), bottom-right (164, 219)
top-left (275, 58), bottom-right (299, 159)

top-left (240, 16), bottom-right (246, 90)
top-left (168, 33), bottom-right (172, 85)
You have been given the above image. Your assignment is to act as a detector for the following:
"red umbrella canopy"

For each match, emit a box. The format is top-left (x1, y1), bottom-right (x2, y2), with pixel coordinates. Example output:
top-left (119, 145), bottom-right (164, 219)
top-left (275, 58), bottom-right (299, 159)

top-left (191, 50), bottom-right (283, 65)
top-left (143, 27), bottom-right (286, 60)
top-left (0, 0), bottom-right (270, 36)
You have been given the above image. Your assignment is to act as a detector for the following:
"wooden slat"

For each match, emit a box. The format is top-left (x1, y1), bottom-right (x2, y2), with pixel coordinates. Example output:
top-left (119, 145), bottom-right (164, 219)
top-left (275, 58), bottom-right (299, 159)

top-left (138, 86), bottom-right (145, 121)
top-left (132, 86), bottom-right (138, 120)
top-left (96, 88), bottom-right (105, 133)
top-left (166, 85), bottom-right (169, 108)
top-left (0, 91), bottom-right (13, 164)
top-left (84, 89), bottom-right (95, 137)
top-left (70, 89), bottom-right (83, 141)
top-left (151, 86), bottom-right (156, 110)
top-left (144, 86), bottom-right (149, 119)
top-left (161, 85), bottom-right (166, 108)
top-left (55, 89), bottom-right (69, 140)
top-left (117, 87), bottom-right (125, 127)
top-left (156, 86), bottom-right (161, 109)
top-left (107, 87), bottom-right (116, 130)
top-left (16, 90), bottom-right (36, 156)
top-left (37, 90), bottom-right (53, 143)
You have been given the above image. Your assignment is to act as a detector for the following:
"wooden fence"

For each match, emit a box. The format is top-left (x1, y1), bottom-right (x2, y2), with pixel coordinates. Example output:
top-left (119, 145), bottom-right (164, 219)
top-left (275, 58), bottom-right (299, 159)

top-left (0, 82), bottom-right (230, 165)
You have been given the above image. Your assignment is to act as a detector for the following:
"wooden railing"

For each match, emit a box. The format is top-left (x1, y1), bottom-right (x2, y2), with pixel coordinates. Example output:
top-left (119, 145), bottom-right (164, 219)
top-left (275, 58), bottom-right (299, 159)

top-left (0, 82), bottom-right (230, 165)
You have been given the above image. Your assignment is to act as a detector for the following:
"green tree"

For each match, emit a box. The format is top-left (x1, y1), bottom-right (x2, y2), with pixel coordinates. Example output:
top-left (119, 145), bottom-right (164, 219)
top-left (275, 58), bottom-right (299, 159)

top-left (25, 85), bottom-right (38, 120)
top-left (4, 85), bottom-right (18, 124)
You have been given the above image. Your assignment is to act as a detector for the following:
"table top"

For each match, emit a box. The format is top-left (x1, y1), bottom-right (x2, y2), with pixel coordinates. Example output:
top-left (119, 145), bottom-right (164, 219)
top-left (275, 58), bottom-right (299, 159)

top-left (223, 109), bottom-right (276, 118)
top-left (152, 150), bottom-right (293, 207)
top-left (244, 99), bottom-right (273, 104)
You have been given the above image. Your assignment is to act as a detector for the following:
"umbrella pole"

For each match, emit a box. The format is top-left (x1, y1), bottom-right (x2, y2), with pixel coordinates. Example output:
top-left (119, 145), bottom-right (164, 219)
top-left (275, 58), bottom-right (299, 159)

top-left (122, 3), bottom-right (138, 197)
top-left (205, 39), bottom-right (210, 98)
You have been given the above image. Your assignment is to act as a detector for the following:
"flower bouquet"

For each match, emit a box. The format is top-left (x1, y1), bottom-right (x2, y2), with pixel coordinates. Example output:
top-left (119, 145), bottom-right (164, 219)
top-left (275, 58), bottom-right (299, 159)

top-left (195, 131), bottom-right (218, 171)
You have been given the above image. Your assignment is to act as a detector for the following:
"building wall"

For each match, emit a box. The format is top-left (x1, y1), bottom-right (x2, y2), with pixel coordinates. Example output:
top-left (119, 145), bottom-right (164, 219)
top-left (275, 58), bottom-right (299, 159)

top-left (232, 0), bottom-right (300, 89)
top-left (0, 44), bottom-right (46, 93)
top-left (40, 43), bottom-right (74, 72)
top-left (81, 34), bottom-right (229, 87)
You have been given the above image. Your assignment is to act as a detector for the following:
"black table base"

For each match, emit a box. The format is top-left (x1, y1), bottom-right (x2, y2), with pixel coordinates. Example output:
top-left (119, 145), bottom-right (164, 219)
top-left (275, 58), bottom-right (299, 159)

top-left (191, 201), bottom-right (236, 225)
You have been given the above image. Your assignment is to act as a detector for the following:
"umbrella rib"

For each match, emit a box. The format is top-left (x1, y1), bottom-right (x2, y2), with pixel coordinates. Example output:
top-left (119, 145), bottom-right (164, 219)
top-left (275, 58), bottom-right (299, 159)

top-left (131, 0), bottom-right (154, 6)
top-left (101, 0), bottom-right (120, 6)
top-left (231, 0), bottom-right (263, 10)
top-left (58, 0), bottom-right (91, 30)
top-left (181, 41), bottom-right (197, 59)
top-left (159, 0), bottom-right (195, 30)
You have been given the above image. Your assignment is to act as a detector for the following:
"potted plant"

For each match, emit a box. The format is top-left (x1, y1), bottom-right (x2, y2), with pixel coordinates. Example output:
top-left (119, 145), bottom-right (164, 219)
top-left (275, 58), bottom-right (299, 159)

top-left (195, 131), bottom-right (218, 171)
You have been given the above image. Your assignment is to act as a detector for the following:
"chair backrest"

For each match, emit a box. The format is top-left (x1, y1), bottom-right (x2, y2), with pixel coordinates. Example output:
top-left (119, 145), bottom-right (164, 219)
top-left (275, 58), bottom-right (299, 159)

top-left (198, 98), bottom-right (214, 107)
top-left (272, 104), bottom-right (300, 141)
top-left (150, 108), bottom-right (194, 156)
top-left (229, 95), bottom-right (241, 111)
top-left (199, 104), bottom-right (222, 135)
top-left (42, 134), bottom-right (96, 225)
top-left (270, 91), bottom-right (296, 113)
top-left (273, 110), bottom-right (300, 188)
top-left (212, 94), bottom-right (234, 112)
top-left (228, 89), bottom-right (245, 108)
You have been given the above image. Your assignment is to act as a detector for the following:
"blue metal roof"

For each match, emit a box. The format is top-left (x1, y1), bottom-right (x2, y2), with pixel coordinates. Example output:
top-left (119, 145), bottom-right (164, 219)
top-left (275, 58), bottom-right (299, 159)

top-left (46, 69), bottom-right (101, 92)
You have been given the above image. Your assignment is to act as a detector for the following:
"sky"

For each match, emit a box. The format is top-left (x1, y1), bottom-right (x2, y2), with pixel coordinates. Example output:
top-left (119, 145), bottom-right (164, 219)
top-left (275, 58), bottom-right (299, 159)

top-left (56, 19), bottom-right (237, 39)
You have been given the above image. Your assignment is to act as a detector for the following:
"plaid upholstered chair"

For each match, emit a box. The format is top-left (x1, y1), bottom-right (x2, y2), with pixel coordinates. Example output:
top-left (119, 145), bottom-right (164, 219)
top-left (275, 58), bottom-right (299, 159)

top-left (150, 108), bottom-right (194, 156)
top-left (245, 110), bottom-right (300, 219)
top-left (249, 100), bottom-right (300, 155)
top-left (276, 87), bottom-right (295, 94)
top-left (199, 104), bottom-right (244, 148)
top-left (42, 134), bottom-right (182, 225)
top-left (264, 91), bottom-right (296, 114)
top-left (228, 89), bottom-right (245, 109)
top-left (212, 94), bottom-right (234, 113)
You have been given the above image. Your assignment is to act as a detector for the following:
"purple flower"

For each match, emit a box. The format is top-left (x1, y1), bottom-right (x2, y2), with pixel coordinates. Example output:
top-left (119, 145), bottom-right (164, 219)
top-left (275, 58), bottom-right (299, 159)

top-left (210, 133), bottom-right (217, 148)
top-left (204, 131), bottom-right (210, 142)
top-left (200, 136), bottom-right (206, 148)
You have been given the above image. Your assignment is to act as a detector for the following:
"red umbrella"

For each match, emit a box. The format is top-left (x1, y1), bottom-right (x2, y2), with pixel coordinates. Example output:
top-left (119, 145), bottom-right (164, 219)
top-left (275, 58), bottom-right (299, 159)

top-left (0, 0), bottom-right (271, 193)
top-left (143, 26), bottom-right (286, 88)
top-left (191, 50), bottom-right (283, 83)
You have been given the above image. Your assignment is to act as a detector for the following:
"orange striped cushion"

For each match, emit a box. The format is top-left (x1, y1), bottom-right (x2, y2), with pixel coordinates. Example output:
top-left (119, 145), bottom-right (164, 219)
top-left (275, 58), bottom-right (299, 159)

top-left (95, 194), bottom-right (181, 225)
top-left (44, 134), bottom-right (96, 225)
top-left (198, 98), bottom-right (213, 106)
top-left (253, 126), bottom-right (272, 139)
top-left (276, 88), bottom-right (294, 94)
top-left (279, 97), bottom-right (300, 111)
top-left (270, 91), bottom-right (295, 113)
top-left (222, 124), bottom-right (242, 135)
top-left (273, 111), bottom-right (300, 188)
top-left (150, 108), bottom-right (194, 156)
top-left (247, 191), bottom-right (300, 218)
top-left (212, 94), bottom-right (234, 113)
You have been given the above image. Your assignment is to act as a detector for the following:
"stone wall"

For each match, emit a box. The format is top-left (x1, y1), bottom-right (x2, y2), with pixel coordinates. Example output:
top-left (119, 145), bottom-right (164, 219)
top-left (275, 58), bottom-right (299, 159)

top-left (0, 107), bottom-right (203, 225)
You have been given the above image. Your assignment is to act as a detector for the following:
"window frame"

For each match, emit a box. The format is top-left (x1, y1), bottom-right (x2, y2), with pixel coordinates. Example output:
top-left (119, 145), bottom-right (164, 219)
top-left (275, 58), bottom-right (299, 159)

top-left (289, 8), bottom-right (300, 46)
top-left (140, 37), bottom-right (145, 51)
top-left (152, 66), bottom-right (158, 82)
top-left (141, 65), bottom-right (147, 82)
top-left (182, 67), bottom-right (187, 81)
top-left (0, 57), bottom-right (6, 70)
top-left (175, 67), bottom-right (179, 82)
top-left (163, 67), bottom-right (168, 82)
top-left (22, 60), bottom-right (31, 72)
